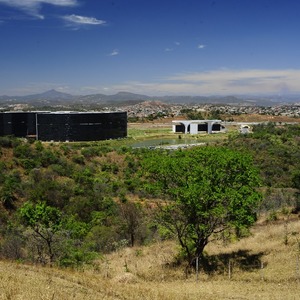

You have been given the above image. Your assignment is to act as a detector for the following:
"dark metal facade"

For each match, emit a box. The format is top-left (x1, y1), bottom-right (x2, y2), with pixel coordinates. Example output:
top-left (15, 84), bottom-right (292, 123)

top-left (0, 112), bottom-right (127, 141)
top-left (0, 112), bottom-right (36, 137)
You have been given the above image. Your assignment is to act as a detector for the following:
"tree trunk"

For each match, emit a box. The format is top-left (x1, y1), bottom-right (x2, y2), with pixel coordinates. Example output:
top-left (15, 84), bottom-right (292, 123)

top-left (47, 239), bottom-right (54, 267)
top-left (130, 232), bottom-right (135, 247)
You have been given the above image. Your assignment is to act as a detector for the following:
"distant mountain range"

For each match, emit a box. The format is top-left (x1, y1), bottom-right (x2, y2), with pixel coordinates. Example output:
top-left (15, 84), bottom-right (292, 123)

top-left (1, 89), bottom-right (300, 107)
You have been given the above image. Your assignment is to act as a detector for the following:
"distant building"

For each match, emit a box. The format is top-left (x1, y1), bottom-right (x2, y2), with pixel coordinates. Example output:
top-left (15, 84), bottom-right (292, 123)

top-left (0, 111), bottom-right (127, 142)
top-left (172, 120), bottom-right (225, 134)
top-left (239, 124), bottom-right (251, 134)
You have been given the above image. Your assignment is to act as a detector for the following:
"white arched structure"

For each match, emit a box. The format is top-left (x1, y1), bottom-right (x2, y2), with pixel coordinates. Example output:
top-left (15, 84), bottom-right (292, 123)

top-left (172, 120), bottom-right (223, 134)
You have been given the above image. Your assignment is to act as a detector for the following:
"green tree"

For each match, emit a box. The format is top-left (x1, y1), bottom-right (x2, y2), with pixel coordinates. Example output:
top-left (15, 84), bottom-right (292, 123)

top-left (292, 170), bottom-right (300, 213)
top-left (0, 172), bottom-right (22, 209)
top-left (141, 147), bottom-right (261, 266)
top-left (119, 201), bottom-right (144, 247)
top-left (19, 201), bottom-right (62, 265)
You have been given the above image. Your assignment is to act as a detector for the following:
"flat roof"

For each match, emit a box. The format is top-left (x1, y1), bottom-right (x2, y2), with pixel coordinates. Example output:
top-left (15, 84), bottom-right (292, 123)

top-left (1, 111), bottom-right (126, 114)
top-left (172, 119), bottom-right (222, 123)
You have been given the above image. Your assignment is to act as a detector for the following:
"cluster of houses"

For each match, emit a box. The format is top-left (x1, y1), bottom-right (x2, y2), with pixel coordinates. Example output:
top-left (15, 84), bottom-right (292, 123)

top-left (3, 100), bottom-right (298, 141)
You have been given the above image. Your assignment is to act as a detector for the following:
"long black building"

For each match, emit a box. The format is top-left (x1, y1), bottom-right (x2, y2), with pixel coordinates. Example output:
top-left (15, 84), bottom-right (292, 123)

top-left (0, 111), bottom-right (127, 142)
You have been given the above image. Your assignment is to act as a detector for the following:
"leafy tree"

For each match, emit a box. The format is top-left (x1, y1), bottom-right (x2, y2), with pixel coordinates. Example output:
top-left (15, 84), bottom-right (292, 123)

top-left (19, 201), bottom-right (62, 264)
top-left (141, 147), bottom-right (261, 266)
top-left (119, 201), bottom-right (144, 247)
top-left (26, 169), bottom-right (74, 209)
top-left (292, 170), bottom-right (300, 213)
top-left (0, 171), bottom-right (22, 209)
top-left (57, 216), bottom-right (98, 269)
top-left (86, 210), bottom-right (121, 252)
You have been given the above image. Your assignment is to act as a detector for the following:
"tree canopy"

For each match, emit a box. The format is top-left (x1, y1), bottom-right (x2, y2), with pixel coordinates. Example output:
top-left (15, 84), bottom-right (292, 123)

top-left (19, 201), bottom-right (62, 264)
top-left (141, 146), bottom-right (262, 265)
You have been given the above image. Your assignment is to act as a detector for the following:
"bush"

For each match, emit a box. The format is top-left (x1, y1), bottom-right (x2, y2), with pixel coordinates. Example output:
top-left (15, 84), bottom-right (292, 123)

top-left (81, 147), bottom-right (100, 158)
top-left (0, 227), bottom-right (25, 260)
top-left (13, 143), bottom-right (34, 159)
top-left (58, 247), bottom-right (98, 269)
top-left (0, 136), bottom-right (14, 148)
top-left (40, 149), bottom-right (60, 167)
top-left (72, 155), bottom-right (85, 165)
top-left (85, 225), bottom-right (120, 253)
top-left (0, 172), bottom-right (22, 209)
top-left (19, 158), bottom-right (39, 171)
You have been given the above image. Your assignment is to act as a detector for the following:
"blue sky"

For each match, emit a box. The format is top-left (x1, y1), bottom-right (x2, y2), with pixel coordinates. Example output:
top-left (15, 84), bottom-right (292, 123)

top-left (1, 0), bottom-right (300, 96)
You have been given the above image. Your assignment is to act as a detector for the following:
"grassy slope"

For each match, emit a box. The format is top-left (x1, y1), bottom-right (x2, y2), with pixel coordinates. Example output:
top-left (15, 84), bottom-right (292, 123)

top-left (1, 216), bottom-right (300, 300)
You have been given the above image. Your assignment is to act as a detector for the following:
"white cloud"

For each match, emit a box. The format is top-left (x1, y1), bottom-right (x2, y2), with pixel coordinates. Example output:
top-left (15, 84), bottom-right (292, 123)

top-left (0, 0), bottom-right (78, 19)
top-left (63, 14), bottom-right (106, 26)
top-left (165, 42), bottom-right (180, 52)
top-left (108, 69), bottom-right (300, 96)
top-left (166, 69), bottom-right (300, 95)
top-left (108, 49), bottom-right (119, 56)
top-left (198, 44), bottom-right (206, 49)
top-left (4, 69), bottom-right (300, 97)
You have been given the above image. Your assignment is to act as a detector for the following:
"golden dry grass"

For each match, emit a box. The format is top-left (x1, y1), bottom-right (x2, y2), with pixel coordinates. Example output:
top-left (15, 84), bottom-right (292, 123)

top-left (1, 217), bottom-right (300, 299)
top-left (226, 113), bottom-right (300, 123)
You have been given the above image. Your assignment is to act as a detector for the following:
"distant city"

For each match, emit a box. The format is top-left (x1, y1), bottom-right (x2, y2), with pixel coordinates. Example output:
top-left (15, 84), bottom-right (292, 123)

top-left (0, 90), bottom-right (300, 120)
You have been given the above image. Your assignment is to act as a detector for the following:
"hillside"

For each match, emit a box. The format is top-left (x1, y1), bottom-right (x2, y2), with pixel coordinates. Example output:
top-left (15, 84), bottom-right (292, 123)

top-left (1, 216), bottom-right (300, 300)
top-left (0, 122), bottom-right (300, 299)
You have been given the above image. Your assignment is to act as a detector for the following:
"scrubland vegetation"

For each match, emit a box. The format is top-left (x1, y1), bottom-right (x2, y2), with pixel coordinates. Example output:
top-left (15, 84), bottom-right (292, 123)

top-left (1, 216), bottom-right (300, 299)
top-left (0, 122), bottom-right (300, 299)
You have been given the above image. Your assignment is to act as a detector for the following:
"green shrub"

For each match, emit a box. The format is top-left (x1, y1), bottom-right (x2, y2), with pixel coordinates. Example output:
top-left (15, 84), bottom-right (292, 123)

top-left (40, 149), bottom-right (60, 167)
top-left (72, 155), bottom-right (85, 165)
top-left (0, 172), bottom-right (22, 209)
top-left (81, 147), bottom-right (100, 158)
top-left (19, 158), bottom-right (39, 171)
top-left (13, 143), bottom-right (34, 159)
top-left (267, 211), bottom-right (278, 222)
top-left (58, 246), bottom-right (98, 269)
top-left (0, 136), bottom-right (14, 148)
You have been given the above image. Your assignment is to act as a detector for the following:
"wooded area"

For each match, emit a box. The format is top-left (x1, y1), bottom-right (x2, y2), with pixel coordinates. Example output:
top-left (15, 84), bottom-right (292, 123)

top-left (0, 123), bottom-right (299, 269)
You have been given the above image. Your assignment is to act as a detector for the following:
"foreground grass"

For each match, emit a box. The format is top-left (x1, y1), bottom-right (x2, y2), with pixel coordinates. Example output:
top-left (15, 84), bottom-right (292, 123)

top-left (1, 216), bottom-right (300, 299)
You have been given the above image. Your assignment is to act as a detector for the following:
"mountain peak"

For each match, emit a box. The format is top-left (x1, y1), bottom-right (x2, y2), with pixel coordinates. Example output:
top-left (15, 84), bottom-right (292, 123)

top-left (34, 89), bottom-right (74, 100)
top-left (41, 89), bottom-right (70, 96)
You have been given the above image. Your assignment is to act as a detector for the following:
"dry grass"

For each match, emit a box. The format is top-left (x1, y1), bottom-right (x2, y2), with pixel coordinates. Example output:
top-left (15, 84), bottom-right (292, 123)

top-left (1, 217), bottom-right (300, 299)
top-left (227, 114), bottom-right (300, 123)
